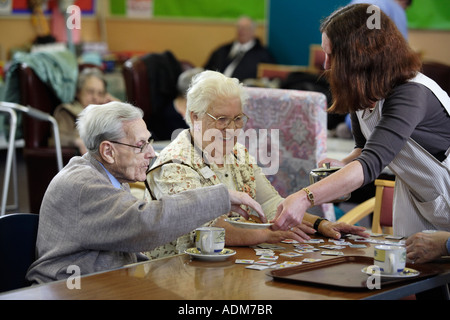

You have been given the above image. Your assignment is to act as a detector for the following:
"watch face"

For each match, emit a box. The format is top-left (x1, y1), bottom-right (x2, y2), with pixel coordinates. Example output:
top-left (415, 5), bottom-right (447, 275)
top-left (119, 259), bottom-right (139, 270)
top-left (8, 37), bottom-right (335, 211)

top-left (303, 188), bottom-right (314, 206)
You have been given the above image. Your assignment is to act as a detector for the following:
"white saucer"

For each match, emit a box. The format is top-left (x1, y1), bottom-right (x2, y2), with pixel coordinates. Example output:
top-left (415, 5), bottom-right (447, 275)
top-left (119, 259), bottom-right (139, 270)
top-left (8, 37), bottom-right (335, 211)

top-left (362, 266), bottom-right (420, 278)
top-left (225, 218), bottom-right (273, 229)
top-left (185, 248), bottom-right (236, 261)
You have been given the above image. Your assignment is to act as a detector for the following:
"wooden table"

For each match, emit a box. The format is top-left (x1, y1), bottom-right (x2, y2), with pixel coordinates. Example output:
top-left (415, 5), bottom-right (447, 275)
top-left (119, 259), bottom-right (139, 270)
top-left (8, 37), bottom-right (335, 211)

top-left (1, 235), bottom-right (449, 301)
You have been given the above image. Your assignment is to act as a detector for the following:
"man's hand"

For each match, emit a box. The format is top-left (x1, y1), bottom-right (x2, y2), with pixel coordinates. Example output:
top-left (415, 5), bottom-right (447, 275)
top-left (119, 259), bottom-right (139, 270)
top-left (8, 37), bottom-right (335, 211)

top-left (228, 190), bottom-right (266, 223)
top-left (406, 231), bottom-right (450, 263)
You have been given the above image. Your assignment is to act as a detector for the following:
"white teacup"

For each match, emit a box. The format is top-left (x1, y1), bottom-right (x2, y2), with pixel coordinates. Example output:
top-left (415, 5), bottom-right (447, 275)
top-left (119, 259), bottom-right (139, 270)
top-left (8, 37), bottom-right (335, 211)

top-left (195, 227), bottom-right (225, 255)
top-left (374, 245), bottom-right (406, 275)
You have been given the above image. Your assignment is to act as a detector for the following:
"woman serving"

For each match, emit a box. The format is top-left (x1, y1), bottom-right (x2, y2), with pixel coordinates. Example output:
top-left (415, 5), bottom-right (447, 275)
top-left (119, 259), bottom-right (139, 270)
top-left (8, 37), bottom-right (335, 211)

top-left (272, 4), bottom-right (450, 237)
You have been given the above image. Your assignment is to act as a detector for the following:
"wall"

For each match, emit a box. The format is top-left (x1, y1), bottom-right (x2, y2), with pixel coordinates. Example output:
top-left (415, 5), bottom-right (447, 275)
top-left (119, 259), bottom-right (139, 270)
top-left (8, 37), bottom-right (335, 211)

top-left (409, 29), bottom-right (450, 64)
top-left (268, 0), bottom-right (348, 66)
top-left (0, 16), bottom-right (267, 67)
top-left (104, 18), bottom-right (267, 66)
top-left (267, 0), bottom-right (450, 67)
top-left (0, 11), bottom-right (449, 68)
top-left (0, 16), bottom-right (99, 60)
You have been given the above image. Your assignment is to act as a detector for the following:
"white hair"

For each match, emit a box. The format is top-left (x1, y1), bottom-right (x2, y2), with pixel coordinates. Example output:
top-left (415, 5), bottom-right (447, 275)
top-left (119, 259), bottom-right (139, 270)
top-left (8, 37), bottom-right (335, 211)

top-left (76, 67), bottom-right (107, 94)
top-left (185, 70), bottom-right (247, 128)
top-left (76, 102), bottom-right (144, 155)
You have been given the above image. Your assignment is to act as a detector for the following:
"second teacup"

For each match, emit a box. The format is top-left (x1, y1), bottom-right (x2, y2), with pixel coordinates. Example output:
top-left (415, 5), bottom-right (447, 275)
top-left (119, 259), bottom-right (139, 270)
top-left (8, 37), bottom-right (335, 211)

top-left (374, 245), bottom-right (406, 275)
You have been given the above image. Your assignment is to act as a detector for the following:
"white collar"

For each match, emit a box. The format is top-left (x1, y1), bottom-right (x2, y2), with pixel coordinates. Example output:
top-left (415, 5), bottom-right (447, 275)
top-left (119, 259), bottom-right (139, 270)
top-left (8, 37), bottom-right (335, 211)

top-left (229, 39), bottom-right (256, 57)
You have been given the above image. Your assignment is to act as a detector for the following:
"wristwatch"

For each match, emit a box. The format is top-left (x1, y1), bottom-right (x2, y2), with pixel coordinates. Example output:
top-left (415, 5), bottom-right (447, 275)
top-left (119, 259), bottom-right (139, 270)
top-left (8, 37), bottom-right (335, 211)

top-left (302, 187), bottom-right (314, 207)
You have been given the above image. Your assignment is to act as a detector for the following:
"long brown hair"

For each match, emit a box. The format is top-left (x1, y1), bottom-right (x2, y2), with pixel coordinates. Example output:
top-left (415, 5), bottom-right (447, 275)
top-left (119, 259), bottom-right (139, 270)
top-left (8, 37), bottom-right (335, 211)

top-left (320, 4), bottom-right (421, 113)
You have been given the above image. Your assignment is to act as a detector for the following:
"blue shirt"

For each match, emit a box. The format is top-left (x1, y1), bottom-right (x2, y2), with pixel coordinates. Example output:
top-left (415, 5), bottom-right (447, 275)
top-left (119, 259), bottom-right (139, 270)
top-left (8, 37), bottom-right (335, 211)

top-left (98, 161), bottom-right (122, 189)
top-left (446, 238), bottom-right (450, 255)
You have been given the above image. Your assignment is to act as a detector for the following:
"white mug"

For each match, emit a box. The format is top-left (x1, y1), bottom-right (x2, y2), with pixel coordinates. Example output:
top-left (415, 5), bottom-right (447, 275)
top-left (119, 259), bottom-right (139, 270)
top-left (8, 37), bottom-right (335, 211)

top-left (195, 227), bottom-right (225, 255)
top-left (374, 245), bottom-right (406, 275)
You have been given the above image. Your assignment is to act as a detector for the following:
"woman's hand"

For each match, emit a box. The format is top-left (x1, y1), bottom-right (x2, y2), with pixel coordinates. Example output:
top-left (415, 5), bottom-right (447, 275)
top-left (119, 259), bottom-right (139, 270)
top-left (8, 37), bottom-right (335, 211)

top-left (216, 218), bottom-right (311, 246)
top-left (103, 93), bottom-right (120, 103)
top-left (271, 192), bottom-right (308, 231)
top-left (318, 158), bottom-right (345, 168)
top-left (318, 220), bottom-right (369, 239)
top-left (319, 148), bottom-right (362, 168)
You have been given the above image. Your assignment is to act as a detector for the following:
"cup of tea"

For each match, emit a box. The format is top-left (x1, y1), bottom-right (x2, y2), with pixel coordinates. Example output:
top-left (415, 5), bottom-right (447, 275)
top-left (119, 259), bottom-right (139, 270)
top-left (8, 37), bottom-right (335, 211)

top-left (195, 227), bottom-right (225, 255)
top-left (374, 245), bottom-right (406, 275)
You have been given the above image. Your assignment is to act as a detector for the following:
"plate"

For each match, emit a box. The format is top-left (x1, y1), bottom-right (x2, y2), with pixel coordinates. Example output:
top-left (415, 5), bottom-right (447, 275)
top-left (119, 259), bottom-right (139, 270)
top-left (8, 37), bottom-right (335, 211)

top-left (185, 247), bottom-right (236, 261)
top-left (362, 266), bottom-right (420, 278)
top-left (225, 218), bottom-right (273, 229)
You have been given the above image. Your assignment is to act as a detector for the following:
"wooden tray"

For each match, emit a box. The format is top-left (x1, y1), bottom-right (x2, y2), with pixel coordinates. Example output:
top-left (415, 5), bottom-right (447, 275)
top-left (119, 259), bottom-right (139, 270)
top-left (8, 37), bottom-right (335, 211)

top-left (268, 256), bottom-right (435, 291)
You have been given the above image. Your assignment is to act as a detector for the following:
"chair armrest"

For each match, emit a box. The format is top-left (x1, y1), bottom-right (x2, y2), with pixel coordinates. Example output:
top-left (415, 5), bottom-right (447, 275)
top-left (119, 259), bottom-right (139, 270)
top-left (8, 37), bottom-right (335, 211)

top-left (337, 197), bottom-right (375, 225)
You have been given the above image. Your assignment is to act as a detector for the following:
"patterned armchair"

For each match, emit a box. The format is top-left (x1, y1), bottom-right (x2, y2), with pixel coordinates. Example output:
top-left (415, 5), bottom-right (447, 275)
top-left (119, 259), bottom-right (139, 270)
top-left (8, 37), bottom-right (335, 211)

top-left (243, 87), bottom-right (327, 201)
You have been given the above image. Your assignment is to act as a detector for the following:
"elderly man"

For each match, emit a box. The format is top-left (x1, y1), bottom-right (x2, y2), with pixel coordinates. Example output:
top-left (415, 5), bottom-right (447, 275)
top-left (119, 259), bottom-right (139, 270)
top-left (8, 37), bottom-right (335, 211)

top-left (26, 102), bottom-right (264, 284)
top-left (204, 16), bottom-right (275, 81)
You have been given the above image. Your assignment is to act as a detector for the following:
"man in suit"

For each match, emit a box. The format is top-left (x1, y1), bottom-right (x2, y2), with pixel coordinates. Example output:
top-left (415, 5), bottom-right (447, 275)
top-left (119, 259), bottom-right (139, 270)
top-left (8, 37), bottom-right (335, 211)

top-left (204, 16), bottom-right (275, 81)
top-left (26, 102), bottom-right (264, 284)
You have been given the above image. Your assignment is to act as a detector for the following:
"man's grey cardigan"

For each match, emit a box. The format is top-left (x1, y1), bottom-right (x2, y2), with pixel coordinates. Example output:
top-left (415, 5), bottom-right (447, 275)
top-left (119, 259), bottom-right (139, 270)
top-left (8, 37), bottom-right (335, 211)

top-left (26, 153), bottom-right (230, 284)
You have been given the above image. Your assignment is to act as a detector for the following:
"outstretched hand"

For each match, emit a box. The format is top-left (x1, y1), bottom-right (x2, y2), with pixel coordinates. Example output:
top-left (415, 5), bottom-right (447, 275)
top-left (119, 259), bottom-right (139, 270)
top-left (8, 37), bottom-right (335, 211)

top-left (228, 189), bottom-right (267, 223)
top-left (318, 158), bottom-right (345, 168)
top-left (318, 220), bottom-right (369, 239)
top-left (271, 193), bottom-right (306, 231)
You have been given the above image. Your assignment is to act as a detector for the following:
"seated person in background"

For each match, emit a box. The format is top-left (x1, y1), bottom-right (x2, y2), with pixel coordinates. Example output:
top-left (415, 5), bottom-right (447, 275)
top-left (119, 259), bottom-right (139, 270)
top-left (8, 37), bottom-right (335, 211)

top-left (145, 70), bottom-right (368, 259)
top-left (26, 101), bottom-right (265, 284)
top-left (406, 231), bottom-right (450, 264)
top-left (172, 67), bottom-right (204, 120)
top-left (52, 68), bottom-right (119, 154)
top-left (204, 16), bottom-right (275, 81)
top-left (163, 67), bottom-right (204, 139)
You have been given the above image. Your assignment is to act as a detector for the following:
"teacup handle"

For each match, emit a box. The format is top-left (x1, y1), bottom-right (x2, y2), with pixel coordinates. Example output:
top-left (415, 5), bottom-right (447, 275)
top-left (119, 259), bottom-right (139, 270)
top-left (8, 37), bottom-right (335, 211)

top-left (388, 253), bottom-right (396, 274)
top-left (201, 233), bottom-right (213, 253)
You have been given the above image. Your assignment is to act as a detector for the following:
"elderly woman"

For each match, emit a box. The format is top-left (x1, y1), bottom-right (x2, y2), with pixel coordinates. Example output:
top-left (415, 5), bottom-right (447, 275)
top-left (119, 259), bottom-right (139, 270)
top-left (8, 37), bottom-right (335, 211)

top-left (145, 70), bottom-right (367, 259)
top-left (52, 68), bottom-right (119, 154)
top-left (272, 4), bottom-right (450, 238)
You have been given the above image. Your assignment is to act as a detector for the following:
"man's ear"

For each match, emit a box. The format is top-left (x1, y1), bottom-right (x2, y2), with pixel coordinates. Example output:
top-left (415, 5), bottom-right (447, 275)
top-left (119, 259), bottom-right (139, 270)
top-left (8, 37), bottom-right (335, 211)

top-left (99, 141), bottom-right (115, 164)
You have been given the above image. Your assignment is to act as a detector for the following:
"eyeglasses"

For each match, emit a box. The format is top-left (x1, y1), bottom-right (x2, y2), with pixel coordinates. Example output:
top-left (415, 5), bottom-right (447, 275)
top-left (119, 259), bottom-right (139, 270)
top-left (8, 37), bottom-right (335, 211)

top-left (206, 113), bottom-right (249, 129)
top-left (109, 138), bottom-right (154, 154)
